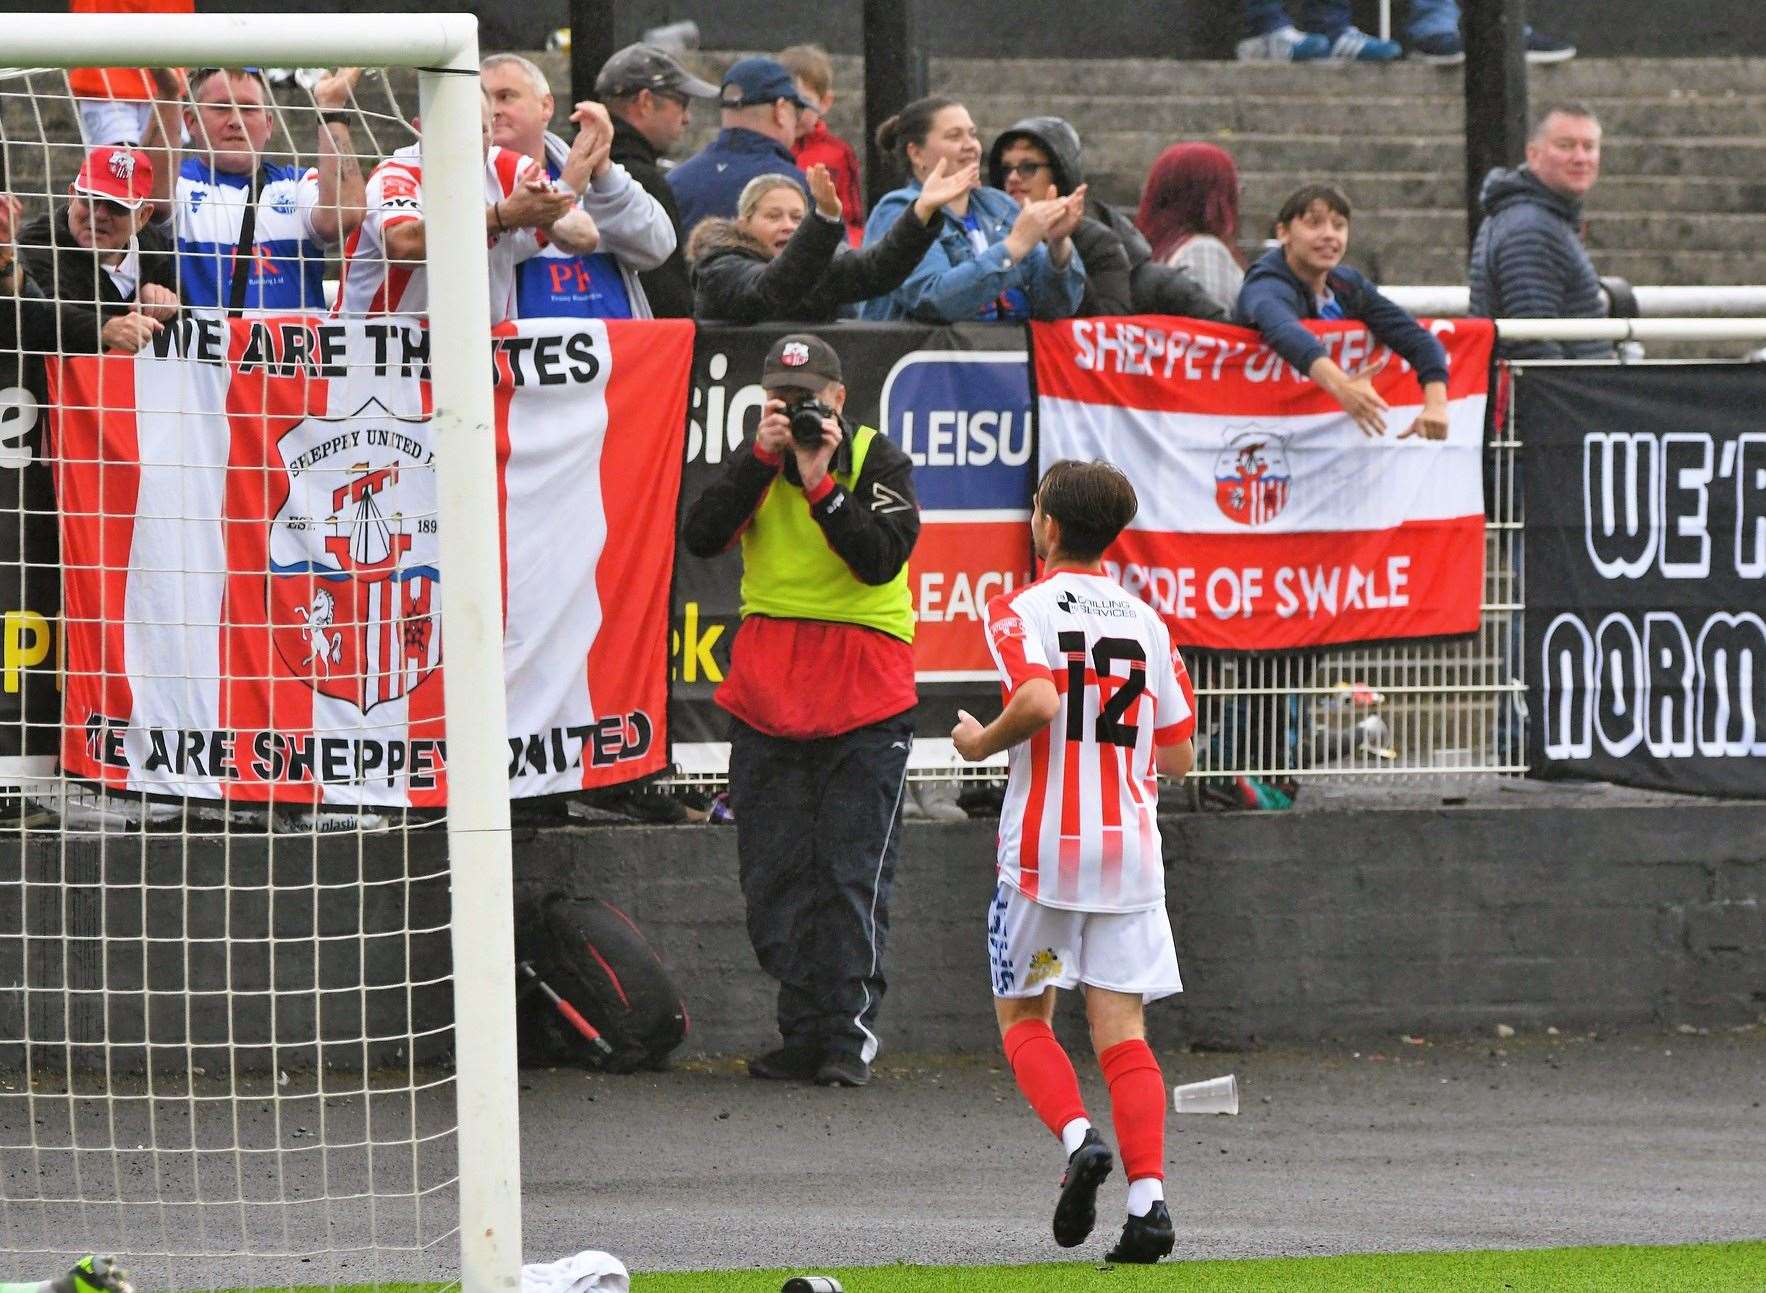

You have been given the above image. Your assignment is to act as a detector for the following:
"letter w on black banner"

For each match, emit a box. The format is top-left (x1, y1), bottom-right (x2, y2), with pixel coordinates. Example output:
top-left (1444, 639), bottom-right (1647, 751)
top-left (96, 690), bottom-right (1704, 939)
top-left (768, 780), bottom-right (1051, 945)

top-left (1520, 363), bottom-right (1766, 796)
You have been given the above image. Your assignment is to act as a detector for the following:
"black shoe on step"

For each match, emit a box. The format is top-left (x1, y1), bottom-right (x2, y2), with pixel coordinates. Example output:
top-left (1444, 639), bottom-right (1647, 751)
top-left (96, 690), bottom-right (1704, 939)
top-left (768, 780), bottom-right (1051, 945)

top-left (814, 1053), bottom-right (871, 1087)
top-left (1052, 1128), bottom-right (1114, 1248)
top-left (1105, 1199), bottom-right (1175, 1263)
top-left (747, 1044), bottom-right (822, 1081)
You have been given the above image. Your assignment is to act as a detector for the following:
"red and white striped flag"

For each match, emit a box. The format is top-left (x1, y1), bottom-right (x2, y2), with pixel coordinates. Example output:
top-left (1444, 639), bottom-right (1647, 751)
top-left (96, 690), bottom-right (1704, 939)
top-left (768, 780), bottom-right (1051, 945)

top-left (1032, 316), bottom-right (1493, 650)
top-left (48, 316), bottom-right (692, 806)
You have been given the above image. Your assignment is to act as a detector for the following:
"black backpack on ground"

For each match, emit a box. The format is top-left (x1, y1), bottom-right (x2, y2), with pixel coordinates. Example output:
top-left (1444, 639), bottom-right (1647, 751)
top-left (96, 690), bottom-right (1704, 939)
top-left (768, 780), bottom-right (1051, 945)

top-left (514, 892), bottom-right (689, 1073)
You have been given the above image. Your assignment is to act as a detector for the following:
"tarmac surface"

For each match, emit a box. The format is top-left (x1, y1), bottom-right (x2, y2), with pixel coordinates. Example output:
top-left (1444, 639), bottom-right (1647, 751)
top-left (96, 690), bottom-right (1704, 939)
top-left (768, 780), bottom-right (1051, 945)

top-left (3, 1025), bottom-right (1763, 1284)
top-left (523, 1024), bottom-right (1766, 1273)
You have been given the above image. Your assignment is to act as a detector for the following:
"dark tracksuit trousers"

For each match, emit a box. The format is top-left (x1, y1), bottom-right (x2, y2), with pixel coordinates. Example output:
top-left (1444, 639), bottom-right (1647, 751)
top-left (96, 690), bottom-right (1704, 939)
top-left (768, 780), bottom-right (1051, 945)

top-left (727, 710), bottom-right (913, 1063)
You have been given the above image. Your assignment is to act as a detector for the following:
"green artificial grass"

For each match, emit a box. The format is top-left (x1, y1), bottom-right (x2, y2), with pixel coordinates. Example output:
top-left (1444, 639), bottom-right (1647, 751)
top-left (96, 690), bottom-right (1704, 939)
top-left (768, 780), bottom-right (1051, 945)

top-left (627, 1242), bottom-right (1766, 1291)
top-left (220, 1242), bottom-right (1766, 1293)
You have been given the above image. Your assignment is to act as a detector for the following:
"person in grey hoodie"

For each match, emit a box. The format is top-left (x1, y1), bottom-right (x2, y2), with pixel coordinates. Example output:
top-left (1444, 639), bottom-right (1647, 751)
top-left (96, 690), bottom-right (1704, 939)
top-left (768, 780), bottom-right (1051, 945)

top-left (985, 116), bottom-right (1226, 321)
top-left (483, 53), bottom-right (677, 319)
top-left (1469, 103), bottom-right (1613, 359)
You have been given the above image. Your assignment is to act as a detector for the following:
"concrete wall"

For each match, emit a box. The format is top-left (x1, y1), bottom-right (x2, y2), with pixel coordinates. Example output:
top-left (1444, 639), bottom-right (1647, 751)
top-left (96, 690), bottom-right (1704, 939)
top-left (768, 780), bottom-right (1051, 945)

top-left (2, 802), bottom-right (1758, 1073)
top-left (514, 803), bottom-right (1766, 1056)
top-left (0, 827), bottom-right (454, 1075)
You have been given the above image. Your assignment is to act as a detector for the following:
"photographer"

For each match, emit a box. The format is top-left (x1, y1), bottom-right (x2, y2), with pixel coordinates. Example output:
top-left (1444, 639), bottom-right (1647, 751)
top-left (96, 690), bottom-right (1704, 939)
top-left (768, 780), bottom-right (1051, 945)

top-left (683, 334), bottom-right (920, 1090)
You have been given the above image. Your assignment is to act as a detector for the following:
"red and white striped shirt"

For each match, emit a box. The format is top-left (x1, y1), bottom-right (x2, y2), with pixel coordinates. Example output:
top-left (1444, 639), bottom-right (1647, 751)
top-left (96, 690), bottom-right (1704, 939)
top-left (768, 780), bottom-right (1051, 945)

top-left (983, 570), bottom-right (1196, 913)
top-left (337, 143), bottom-right (545, 322)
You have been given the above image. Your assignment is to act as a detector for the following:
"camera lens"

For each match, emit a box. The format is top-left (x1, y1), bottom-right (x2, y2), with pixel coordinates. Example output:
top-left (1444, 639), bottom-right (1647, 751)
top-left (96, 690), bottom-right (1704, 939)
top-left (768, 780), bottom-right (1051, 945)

top-left (787, 400), bottom-right (828, 447)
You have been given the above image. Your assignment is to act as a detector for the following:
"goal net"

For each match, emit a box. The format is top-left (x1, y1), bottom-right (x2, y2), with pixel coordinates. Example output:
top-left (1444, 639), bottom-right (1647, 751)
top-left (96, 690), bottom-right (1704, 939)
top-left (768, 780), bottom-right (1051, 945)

top-left (0, 16), bottom-right (517, 1292)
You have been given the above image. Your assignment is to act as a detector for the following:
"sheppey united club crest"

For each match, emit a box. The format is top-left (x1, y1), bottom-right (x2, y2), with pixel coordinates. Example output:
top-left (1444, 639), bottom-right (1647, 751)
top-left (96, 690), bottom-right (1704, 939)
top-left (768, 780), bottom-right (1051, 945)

top-left (267, 398), bottom-right (442, 713)
top-left (1213, 425), bottom-right (1292, 527)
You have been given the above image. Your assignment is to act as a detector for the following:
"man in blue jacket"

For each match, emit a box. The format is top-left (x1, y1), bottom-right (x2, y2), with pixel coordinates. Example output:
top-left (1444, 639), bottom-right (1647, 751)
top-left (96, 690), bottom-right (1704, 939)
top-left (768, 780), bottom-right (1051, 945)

top-left (1235, 183), bottom-right (1449, 440)
top-left (667, 56), bottom-right (809, 239)
top-left (1469, 103), bottom-right (1613, 361)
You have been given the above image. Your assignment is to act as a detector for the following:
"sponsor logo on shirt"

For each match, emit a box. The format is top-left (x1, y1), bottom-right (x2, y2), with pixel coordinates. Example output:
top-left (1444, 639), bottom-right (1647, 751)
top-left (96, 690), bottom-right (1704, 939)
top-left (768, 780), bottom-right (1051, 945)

top-left (989, 613), bottom-right (1027, 645)
top-left (1054, 589), bottom-right (1135, 618)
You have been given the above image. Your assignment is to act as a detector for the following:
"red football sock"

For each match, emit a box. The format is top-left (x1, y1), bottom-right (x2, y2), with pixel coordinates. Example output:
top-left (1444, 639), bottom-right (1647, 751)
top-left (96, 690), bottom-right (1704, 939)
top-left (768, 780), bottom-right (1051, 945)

top-left (1099, 1038), bottom-right (1166, 1181)
top-left (1002, 1019), bottom-right (1088, 1139)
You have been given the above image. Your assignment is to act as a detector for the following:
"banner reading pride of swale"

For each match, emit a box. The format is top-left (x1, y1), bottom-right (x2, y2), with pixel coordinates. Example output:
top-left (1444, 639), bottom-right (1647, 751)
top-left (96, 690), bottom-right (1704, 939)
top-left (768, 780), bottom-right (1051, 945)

top-left (1032, 316), bottom-right (1494, 650)
top-left (48, 315), bottom-right (691, 805)
top-left (1521, 363), bottom-right (1766, 798)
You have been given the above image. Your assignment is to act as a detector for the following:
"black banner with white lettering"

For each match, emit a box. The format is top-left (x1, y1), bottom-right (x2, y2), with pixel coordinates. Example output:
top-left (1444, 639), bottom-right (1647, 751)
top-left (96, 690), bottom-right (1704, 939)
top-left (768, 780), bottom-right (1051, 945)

top-left (1522, 364), bottom-right (1766, 796)
top-left (672, 322), bottom-right (1029, 748)
top-left (0, 341), bottom-right (62, 788)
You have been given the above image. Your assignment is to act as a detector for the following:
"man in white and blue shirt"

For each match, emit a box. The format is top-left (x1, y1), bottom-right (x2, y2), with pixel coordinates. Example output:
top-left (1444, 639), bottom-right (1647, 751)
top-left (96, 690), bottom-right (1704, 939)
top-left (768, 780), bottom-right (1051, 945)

top-left (148, 65), bottom-right (365, 311)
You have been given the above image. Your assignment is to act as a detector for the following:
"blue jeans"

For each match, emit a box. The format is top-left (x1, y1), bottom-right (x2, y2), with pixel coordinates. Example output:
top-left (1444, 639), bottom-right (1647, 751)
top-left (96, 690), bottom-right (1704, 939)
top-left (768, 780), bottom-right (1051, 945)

top-left (1243, 0), bottom-right (1460, 39)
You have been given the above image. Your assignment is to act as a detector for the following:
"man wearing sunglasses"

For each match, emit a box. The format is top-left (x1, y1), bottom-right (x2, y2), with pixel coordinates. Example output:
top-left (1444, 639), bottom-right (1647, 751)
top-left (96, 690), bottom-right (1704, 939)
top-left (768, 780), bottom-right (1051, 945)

top-left (14, 145), bottom-right (179, 354)
top-left (595, 43), bottom-right (720, 318)
top-left (141, 64), bottom-right (365, 312)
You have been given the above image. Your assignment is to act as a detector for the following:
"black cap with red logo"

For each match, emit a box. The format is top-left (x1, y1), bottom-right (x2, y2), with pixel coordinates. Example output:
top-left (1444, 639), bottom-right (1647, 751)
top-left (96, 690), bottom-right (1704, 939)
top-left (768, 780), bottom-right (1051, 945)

top-left (761, 333), bottom-right (843, 391)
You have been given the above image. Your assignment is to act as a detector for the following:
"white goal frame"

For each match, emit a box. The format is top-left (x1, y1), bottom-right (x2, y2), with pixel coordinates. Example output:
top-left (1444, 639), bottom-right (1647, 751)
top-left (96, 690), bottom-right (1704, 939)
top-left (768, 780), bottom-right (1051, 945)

top-left (4, 13), bottom-right (521, 1293)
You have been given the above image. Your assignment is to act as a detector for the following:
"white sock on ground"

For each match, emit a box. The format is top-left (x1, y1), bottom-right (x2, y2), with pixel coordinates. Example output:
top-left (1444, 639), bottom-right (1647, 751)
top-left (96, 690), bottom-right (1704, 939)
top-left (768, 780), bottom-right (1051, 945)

top-left (1125, 1176), bottom-right (1165, 1217)
top-left (1059, 1117), bottom-right (1091, 1157)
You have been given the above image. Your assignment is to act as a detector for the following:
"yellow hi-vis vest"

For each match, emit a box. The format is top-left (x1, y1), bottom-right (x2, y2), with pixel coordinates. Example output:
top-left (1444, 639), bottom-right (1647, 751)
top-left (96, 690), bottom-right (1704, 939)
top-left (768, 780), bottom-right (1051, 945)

top-left (739, 424), bottom-right (915, 644)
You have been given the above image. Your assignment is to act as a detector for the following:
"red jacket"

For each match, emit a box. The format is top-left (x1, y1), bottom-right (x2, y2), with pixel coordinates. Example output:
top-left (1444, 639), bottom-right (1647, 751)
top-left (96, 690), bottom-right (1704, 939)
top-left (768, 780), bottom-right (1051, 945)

top-left (68, 0), bottom-right (194, 100)
top-left (793, 121), bottom-right (865, 247)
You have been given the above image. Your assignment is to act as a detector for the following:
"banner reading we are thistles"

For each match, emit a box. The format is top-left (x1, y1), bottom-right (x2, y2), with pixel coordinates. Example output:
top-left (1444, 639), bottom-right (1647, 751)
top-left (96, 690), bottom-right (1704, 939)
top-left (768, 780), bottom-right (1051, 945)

top-left (48, 315), bottom-right (691, 806)
top-left (1032, 316), bottom-right (1494, 650)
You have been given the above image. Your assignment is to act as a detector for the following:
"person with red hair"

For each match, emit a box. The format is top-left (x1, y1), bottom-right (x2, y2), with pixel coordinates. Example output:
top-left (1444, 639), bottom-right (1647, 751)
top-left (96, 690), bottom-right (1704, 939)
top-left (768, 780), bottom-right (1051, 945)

top-left (1136, 143), bottom-right (1246, 317)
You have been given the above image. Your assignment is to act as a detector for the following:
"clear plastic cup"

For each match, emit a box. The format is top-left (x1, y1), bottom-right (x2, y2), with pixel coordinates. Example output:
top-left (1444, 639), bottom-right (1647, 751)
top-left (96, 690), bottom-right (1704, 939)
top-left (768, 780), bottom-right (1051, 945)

top-left (1172, 1073), bottom-right (1238, 1115)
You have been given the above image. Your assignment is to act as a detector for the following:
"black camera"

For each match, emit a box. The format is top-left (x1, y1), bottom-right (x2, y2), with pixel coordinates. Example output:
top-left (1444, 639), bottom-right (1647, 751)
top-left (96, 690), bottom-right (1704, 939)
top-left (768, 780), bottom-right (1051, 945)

top-left (784, 397), bottom-right (835, 448)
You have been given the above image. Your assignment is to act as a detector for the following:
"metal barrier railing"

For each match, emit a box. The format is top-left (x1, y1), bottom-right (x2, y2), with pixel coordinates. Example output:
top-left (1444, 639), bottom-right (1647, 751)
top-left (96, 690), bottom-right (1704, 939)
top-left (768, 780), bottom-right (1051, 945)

top-left (1174, 377), bottom-right (1522, 789)
top-left (661, 331), bottom-right (1766, 792)
top-left (1387, 287), bottom-right (1766, 321)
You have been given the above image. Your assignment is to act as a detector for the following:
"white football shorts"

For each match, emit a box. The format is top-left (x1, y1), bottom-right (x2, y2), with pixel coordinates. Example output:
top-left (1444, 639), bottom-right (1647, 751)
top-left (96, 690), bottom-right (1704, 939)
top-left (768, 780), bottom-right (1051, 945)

top-left (986, 879), bottom-right (1183, 1002)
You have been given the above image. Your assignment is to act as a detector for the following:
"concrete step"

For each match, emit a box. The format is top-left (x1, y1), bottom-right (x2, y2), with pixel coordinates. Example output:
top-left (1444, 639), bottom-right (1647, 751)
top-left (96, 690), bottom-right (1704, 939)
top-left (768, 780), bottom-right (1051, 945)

top-left (1242, 172), bottom-right (1766, 217)
top-left (1083, 128), bottom-right (1766, 193)
top-left (967, 92), bottom-right (1766, 142)
top-left (933, 55), bottom-right (1766, 99)
top-left (1273, 208), bottom-right (1766, 254)
top-left (1367, 244), bottom-right (1766, 287)
top-left (1080, 131), bottom-right (1459, 181)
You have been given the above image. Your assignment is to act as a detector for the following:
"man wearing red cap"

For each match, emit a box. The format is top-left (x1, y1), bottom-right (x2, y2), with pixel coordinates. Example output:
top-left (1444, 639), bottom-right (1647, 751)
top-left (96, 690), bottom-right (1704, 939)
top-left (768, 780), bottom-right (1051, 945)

top-left (14, 145), bottom-right (178, 354)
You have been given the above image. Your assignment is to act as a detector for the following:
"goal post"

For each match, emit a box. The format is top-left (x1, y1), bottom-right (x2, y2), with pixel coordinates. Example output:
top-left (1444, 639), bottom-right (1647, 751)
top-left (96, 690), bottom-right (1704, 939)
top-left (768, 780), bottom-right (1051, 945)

top-left (0, 12), bottom-right (521, 1292)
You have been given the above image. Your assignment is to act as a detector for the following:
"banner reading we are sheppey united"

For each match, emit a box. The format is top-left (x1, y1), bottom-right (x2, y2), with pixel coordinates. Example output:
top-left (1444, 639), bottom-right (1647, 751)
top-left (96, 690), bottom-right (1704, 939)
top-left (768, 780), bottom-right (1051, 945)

top-left (48, 316), bottom-right (691, 806)
top-left (1032, 316), bottom-right (1494, 650)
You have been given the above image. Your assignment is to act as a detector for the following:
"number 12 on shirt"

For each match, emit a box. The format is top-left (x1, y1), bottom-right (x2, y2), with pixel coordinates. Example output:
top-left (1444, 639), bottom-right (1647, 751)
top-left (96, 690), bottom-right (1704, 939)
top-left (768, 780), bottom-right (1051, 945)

top-left (1057, 631), bottom-right (1146, 748)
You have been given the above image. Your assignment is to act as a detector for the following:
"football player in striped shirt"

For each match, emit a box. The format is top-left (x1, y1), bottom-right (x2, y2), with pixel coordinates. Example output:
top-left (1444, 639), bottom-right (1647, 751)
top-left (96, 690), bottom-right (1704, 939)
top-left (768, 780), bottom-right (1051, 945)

top-left (953, 460), bottom-right (1196, 1264)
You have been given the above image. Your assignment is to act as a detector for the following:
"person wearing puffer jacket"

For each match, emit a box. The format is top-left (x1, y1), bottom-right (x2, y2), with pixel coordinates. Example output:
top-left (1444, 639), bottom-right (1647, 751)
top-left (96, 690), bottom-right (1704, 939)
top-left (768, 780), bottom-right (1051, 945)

top-left (985, 115), bottom-right (1227, 322)
top-left (1469, 104), bottom-right (1613, 360)
top-left (689, 157), bottom-right (976, 323)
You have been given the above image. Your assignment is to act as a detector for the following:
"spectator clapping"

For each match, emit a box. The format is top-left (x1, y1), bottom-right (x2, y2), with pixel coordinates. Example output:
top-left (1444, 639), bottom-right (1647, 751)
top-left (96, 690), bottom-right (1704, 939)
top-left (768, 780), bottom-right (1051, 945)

top-left (859, 96), bottom-right (1086, 323)
top-left (688, 157), bottom-right (975, 324)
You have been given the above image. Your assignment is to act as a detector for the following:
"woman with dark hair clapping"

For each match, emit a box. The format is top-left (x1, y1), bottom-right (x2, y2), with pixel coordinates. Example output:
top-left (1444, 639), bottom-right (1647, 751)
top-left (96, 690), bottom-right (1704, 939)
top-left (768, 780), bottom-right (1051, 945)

top-left (859, 95), bottom-right (1085, 323)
